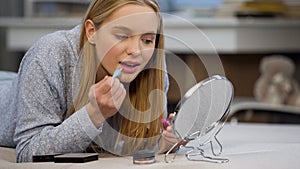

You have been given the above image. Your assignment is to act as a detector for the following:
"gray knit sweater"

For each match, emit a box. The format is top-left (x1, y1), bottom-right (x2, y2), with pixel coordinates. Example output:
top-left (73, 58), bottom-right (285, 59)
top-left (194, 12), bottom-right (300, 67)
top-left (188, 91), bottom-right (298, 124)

top-left (0, 25), bottom-right (169, 162)
top-left (0, 25), bottom-right (107, 162)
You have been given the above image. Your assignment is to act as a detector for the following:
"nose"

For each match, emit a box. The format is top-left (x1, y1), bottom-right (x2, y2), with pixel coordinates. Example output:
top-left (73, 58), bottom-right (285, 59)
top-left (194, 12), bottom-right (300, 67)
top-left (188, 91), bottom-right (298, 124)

top-left (126, 36), bottom-right (141, 56)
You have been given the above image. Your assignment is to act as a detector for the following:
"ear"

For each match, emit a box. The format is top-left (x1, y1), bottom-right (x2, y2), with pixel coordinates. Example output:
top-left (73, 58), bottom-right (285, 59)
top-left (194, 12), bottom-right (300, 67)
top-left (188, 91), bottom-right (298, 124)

top-left (85, 19), bottom-right (96, 45)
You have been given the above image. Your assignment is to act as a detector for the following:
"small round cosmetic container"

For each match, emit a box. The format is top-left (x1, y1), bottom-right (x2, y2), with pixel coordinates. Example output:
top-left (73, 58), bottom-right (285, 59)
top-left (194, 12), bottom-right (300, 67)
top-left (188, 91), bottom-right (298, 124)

top-left (133, 150), bottom-right (156, 165)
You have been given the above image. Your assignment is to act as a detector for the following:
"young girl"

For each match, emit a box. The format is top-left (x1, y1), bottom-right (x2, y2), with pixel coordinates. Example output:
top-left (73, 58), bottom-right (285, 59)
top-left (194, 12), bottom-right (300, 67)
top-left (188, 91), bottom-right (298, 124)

top-left (0, 0), bottom-right (180, 162)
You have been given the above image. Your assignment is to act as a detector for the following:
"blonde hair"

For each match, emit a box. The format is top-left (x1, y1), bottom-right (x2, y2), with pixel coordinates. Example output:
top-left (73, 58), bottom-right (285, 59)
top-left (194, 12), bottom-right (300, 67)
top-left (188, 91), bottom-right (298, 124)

top-left (70, 0), bottom-right (166, 155)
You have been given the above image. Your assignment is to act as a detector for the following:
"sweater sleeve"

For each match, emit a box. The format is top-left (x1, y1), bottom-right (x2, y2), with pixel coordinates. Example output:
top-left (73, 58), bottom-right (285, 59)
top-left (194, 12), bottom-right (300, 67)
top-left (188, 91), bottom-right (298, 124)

top-left (13, 29), bottom-right (102, 162)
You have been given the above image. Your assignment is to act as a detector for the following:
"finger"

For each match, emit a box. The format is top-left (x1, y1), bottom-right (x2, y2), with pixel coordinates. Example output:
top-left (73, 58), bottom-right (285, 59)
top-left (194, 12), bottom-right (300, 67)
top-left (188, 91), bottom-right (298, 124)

top-left (111, 87), bottom-right (126, 109)
top-left (163, 139), bottom-right (177, 146)
top-left (110, 78), bottom-right (125, 99)
top-left (162, 130), bottom-right (176, 140)
top-left (112, 85), bottom-right (126, 103)
top-left (94, 76), bottom-right (113, 94)
top-left (110, 78), bottom-right (123, 95)
top-left (162, 130), bottom-right (176, 141)
top-left (163, 128), bottom-right (181, 142)
top-left (99, 80), bottom-right (125, 109)
top-left (166, 125), bottom-right (172, 132)
top-left (162, 131), bottom-right (179, 145)
top-left (168, 113), bottom-right (174, 119)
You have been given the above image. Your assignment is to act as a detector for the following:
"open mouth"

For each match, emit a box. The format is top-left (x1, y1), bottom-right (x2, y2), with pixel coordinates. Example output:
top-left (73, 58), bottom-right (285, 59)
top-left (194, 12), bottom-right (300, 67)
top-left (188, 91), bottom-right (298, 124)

top-left (119, 61), bottom-right (141, 73)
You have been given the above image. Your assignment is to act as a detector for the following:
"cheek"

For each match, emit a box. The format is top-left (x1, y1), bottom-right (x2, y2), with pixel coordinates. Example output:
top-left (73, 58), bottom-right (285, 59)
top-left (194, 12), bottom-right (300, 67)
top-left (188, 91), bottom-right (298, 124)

top-left (95, 38), bottom-right (114, 62)
top-left (101, 44), bottom-right (125, 73)
top-left (142, 49), bottom-right (155, 64)
top-left (95, 34), bottom-right (124, 72)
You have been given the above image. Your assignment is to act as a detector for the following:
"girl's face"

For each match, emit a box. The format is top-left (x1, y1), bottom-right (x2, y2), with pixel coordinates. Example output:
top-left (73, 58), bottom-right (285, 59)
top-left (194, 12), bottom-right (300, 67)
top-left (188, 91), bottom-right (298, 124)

top-left (86, 4), bottom-right (159, 83)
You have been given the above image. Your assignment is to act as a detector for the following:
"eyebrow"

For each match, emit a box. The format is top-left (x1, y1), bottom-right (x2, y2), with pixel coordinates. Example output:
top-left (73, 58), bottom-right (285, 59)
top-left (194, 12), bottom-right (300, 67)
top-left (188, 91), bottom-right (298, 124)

top-left (112, 26), bottom-right (131, 33)
top-left (112, 26), bottom-right (157, 34)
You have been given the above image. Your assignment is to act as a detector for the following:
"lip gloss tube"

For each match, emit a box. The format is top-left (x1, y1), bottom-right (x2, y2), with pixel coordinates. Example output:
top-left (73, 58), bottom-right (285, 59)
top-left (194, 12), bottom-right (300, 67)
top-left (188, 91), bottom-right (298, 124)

top-left (112, 68), bottom-right (122, 78)
top-left (161, 113), bottom-right (175, 130)
top-left (161, 118), bottom-right (170, 130)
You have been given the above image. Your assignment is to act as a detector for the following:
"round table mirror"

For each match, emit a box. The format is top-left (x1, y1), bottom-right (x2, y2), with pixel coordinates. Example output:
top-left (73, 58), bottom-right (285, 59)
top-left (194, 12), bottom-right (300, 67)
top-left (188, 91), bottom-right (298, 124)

top-left (165, 75), bottom-right (233, 163)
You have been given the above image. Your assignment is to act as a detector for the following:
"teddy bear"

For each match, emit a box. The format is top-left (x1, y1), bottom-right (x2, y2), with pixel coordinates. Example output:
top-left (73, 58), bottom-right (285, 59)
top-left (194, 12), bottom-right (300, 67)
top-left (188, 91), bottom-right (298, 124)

top-left (254, 55), bottom-right (300, 107)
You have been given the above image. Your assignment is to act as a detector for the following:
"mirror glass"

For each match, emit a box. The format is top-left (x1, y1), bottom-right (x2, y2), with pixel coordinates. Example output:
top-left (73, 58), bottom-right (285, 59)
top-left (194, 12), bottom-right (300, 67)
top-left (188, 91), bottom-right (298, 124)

top-left (173, 75), bottom-right (233, 141)
top-left (166, 75), bottom-right (233, 163)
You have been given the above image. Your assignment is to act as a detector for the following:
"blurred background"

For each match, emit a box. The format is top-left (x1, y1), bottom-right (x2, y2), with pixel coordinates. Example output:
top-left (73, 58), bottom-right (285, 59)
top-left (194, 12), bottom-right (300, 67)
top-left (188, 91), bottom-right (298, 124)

top-left (0, 0), bottom-right (300, 123)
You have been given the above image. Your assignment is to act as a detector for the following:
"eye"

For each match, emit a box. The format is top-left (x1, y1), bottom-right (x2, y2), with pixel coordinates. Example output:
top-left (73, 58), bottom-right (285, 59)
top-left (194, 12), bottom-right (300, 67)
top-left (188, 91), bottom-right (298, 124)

top-left (142, 34), bottom-right (155, 45)
top-left (143, 39), bottom-right (154, 44)
top-left (115, 34), bottom-right (129, 40)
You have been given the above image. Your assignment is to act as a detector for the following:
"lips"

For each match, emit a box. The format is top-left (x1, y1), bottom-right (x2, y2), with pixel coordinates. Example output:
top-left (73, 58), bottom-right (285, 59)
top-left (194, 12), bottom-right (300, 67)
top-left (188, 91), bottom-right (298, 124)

top-left (119, 61), bottom-right (141, 73)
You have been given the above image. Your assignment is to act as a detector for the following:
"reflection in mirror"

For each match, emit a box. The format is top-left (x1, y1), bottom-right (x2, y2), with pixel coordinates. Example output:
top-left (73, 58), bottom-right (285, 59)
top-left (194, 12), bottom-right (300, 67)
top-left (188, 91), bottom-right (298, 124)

top-left (164, 75), bottom-right (234, 163)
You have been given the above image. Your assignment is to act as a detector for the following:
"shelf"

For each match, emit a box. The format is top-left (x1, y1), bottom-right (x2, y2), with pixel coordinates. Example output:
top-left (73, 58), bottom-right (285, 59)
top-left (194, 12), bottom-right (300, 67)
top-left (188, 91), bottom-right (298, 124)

top-left (0, 16), bottom-right (300, 53)
top-left (24, 0), bottom-right (91, 17)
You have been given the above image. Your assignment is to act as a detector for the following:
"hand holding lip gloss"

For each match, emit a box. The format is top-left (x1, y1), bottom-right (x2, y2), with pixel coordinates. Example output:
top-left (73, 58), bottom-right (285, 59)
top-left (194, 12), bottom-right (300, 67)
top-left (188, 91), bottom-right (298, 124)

top-left (161, 113), bottom-right (174, 130)
top-left (161, 113), bottom-right (189, 148)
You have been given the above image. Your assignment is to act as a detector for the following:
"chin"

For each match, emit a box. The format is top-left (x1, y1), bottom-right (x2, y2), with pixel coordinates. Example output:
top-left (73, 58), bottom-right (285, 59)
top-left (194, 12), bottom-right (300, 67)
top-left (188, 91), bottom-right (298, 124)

top-left (120, 73), bottom-right (138, 83)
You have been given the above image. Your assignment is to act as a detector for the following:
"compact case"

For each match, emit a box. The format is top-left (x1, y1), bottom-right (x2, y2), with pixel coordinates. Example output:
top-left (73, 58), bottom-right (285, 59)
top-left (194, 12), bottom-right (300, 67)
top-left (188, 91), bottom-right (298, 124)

top-left (132, 150), bottom-right (156, 164)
